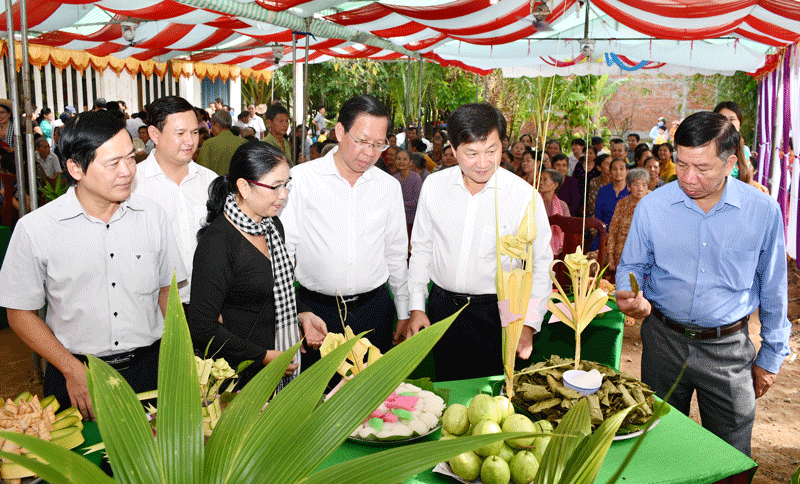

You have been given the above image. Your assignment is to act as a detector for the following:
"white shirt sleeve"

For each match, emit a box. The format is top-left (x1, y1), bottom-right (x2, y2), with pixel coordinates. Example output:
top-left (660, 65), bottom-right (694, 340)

top-left (385, 179), bottom-right (410, 319)
top-left (408, 179), bottom-right (433, 312)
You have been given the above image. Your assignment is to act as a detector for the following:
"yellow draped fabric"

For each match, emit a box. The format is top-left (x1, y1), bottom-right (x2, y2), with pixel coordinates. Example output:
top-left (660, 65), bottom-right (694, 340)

top-left (1, 41), bottom-right (272, 83)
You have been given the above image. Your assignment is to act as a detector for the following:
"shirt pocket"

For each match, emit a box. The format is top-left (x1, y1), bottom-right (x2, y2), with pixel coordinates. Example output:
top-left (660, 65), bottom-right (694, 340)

top-left (127, 251), bottom-right (159, 296)
top-left (478, 223), bottom-right (511, 260)
top-left (717, 248), bottom-right (759, 291)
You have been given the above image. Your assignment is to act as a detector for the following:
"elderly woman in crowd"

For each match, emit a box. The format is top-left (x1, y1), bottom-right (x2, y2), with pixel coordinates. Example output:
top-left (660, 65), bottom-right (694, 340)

top-left (538, 168), bottom-right (570, 257)
top-left (585, 153), bottom-right (611, 217)
top-left (393, 149), bottom-right (422, 236)
top-left (509, 141), bottom-right (526, 174)
top-left (605, 168), bottom-right (649, 274)
top-left (520, 149), bottom-right (548, 185)
top-left (643, 156), bottom-right (664, 190)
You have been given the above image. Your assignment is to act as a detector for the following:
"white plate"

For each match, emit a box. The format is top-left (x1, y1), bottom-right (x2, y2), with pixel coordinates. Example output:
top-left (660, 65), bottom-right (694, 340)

top-left (347, 424), bottom-right (442, 446)
top-left (612, 417), bottom-right (661, 441)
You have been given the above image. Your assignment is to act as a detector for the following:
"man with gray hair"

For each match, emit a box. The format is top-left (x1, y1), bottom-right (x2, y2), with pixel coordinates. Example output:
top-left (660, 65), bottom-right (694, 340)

top-left (616, 111), bottom-right (790, 456)
top-left (197, 109), bottom-right (246, 175)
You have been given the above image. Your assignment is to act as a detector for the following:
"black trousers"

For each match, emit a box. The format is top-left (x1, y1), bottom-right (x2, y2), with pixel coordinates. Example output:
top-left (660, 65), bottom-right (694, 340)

top-left (299, 284), bottom-right (395, 374)
top-left (427, 284), bottom-right (505, 382)
top-left (44, 343), bottom-right (160, 411)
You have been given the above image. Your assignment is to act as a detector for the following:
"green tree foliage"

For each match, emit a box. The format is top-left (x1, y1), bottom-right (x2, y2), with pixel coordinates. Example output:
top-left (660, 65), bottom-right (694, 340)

top-left (243, 59), bottom-right (477, 134)
top-left (687, 71), bottom-right (758, 145)
top-left (490, 73), bottom-right (626, 149)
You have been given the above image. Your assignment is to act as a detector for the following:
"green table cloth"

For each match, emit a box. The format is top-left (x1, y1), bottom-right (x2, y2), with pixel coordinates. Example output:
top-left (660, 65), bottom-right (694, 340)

top-left (76, 374), bottom-right (755, 484)
top-left (317, 376), bottom-right (755, 484)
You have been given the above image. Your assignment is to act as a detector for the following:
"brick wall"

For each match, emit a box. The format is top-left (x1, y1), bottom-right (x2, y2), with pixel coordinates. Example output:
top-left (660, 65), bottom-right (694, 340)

top-left (601, 74), bottom-right (718, 140)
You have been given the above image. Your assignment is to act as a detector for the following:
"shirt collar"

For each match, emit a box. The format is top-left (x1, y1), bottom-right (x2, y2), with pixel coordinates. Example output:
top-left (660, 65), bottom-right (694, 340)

top-left (317, 145), bottom-right (376, 182)
top-left (451, 165), bottom-right (501, 193)
top-left (139, 150), bottom-right (200, 181)
top-left (667, 175), bottom-right (742, 211)
top-left (55, 186), bottom-right (142, 222)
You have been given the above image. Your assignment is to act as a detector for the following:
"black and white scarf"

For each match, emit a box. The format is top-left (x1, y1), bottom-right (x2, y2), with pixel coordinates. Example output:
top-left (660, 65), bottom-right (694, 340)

top-left (224, 193), bottom-right (300, 389)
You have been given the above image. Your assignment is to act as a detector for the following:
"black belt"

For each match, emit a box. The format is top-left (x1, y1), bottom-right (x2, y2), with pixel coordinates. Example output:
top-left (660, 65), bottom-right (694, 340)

top-left (297, 283), bottom-right (385, 311)
top-left (432, 284), bottom-right (498, 306)
top-left (653, 308), bottom-right (747, 340)
top-left (73, 339), bottom-right (161, 371)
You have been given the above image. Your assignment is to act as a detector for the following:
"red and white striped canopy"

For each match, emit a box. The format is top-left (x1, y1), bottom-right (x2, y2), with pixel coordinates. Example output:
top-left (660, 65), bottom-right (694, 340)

top-left (2, 0), bottom-right (799, 75)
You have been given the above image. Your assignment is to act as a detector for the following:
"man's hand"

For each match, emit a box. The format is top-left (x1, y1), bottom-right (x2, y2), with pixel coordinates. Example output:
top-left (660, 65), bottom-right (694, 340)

top-left (615, 290), bottom-right (652, 320)
top-left (516, 326), bottom-right (536, 360)
top-left (264, 350), bottom-right (299, 376)
top-left (394, 319), bottom-right (410, 345)
top-left (299, 311), bottom-right (327, 353)
top-left (406, 310), bottom-right (431, 339)
top-left (752, 364), bottom-right (777, 398)
top-left (63, 357), bottom-right (95, 421)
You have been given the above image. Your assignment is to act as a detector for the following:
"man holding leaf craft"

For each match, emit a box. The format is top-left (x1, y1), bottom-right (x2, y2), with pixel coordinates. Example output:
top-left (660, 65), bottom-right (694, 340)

top-left (406, 102), bottom-right (553, 381)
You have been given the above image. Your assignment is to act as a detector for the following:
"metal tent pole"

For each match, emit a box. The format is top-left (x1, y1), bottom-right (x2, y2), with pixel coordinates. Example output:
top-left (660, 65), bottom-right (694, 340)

top-left (19, 0), bottom-right (37, 211)
top-left (291, 32), bottom-right (296, 164)
top-left (416, 58), bottom-right (422, 136)
top-left (303, 18), bottom-right (310, 162)
top-left (4, 0), bottom-right (26, 218)
top-left (405, 56), bottom-right (411, 142)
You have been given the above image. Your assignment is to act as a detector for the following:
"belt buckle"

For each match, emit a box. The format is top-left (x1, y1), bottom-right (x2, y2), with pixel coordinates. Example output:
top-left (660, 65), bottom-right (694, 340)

top-left (684, 328), bottom-right (702, 339)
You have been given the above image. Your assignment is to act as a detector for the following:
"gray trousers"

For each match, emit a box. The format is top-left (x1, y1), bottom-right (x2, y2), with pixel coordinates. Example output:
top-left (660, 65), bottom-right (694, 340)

top-left (641, 313), bottom-right (757, 456)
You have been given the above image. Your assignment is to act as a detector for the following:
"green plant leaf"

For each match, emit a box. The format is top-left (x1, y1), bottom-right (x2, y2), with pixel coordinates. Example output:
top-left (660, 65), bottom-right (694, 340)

top-left (87, 356), bottom-right (164, 484)
top-left (253, 306), bottom-right (465, 484)
top-left (203, 339), bottom-right (303, 483)
top-left (533, 398), bottom-right (592, 484)
top-left (211, 335), bottom-right (363, 483)
top-left (0, 432), bottom-right (118, 484)
top-left (157, 275), bottom-right (203, 484)
top-left (792, 464), bottom-right (800, 484)
top-left (557, 405), bottom-right (636, 484)
top-left (299, 432), bottom-right (538, 484)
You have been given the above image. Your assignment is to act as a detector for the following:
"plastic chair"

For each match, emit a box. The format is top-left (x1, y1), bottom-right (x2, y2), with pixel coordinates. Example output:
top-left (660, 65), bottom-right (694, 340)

top-left (548, 214), bottom-right (607, 288)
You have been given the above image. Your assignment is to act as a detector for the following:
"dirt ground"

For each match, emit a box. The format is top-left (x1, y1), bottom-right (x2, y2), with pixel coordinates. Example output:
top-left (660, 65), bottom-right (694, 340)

top-left (2, 265), bottom-right (800, 483)
top-left (618, 260), bottom-right (800, 484)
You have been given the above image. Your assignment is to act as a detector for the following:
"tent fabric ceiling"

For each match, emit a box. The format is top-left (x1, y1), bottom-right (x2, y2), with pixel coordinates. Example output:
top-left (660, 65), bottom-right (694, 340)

top-left (1, 0), bottom-right (799, 76)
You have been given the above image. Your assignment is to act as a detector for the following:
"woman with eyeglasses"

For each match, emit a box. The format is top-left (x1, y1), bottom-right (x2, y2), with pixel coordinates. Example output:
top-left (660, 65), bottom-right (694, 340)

top-left (188, 141), bottom-right (301, 389)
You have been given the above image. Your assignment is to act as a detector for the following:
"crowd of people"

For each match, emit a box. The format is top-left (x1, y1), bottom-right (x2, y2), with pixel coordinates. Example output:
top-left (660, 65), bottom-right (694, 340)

top-left (0, 93), bottom-right (790, 461)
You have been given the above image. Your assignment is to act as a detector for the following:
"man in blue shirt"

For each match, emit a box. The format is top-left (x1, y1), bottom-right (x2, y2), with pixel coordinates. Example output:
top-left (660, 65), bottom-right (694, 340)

top-left (616, 111), bottom-right (790, 456)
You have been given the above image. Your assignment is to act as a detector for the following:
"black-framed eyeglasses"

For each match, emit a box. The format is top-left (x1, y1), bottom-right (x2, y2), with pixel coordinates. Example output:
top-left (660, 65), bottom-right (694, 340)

top-left (246, 177), bottom-right (292, 191)
top-left (346, 131), bottom-right (390, 152)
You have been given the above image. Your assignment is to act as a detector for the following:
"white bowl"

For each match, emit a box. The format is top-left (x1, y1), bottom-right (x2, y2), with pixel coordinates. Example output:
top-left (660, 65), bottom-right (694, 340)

top-left (563, 369), bottom-right (603, 396)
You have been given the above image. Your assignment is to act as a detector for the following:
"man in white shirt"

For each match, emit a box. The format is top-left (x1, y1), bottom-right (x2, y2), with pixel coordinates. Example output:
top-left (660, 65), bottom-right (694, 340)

top-left (247, 104), bottom-right (267, 138)
top-left (280, 94), bottom-right (409, 370)
top-left (132, 96), bottom-right (217, 310)
top-left (406, 102), bottom-right (553, 381)
top-left (0, 111), bottom-right (186, 419)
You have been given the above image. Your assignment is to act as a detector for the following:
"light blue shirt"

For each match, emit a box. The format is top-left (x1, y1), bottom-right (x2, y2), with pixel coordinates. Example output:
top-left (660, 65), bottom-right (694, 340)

top-left (616, 177), bottom-right (790, 374)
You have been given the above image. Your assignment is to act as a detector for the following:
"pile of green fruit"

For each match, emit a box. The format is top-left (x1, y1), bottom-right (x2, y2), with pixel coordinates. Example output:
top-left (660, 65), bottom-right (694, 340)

top-left (441, 394), bottom-right (552, 484)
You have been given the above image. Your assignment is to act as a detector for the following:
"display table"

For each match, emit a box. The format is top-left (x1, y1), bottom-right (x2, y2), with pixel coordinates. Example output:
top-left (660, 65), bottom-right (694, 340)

top-left (76, 375), bottom-right (755, 484)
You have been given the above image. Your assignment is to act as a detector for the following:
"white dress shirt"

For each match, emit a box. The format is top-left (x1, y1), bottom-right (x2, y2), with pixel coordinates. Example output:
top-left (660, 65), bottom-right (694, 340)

top-left (0, 187), bottom-right (186, 356)
top-left (408, 166), bottom-right (553, 331)
top-left (247, 116), bottom-right (267, 136)
top-left (280, 146), bottom-right (410, 319)
top-left (132, 152), bottom-right (217, 303)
